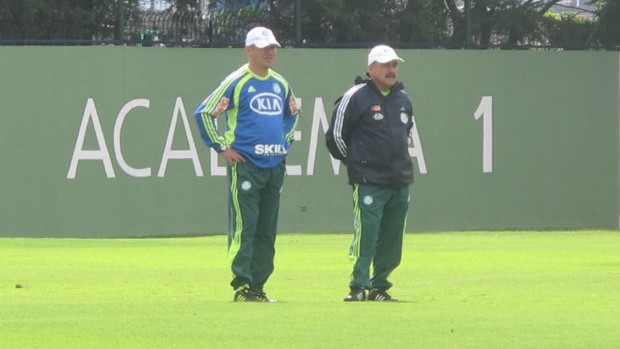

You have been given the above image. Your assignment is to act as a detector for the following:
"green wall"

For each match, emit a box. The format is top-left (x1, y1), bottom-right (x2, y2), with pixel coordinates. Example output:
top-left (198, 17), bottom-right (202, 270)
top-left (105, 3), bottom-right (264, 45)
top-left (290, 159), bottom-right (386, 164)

top-left (0, 47), bottom-right (618, 237)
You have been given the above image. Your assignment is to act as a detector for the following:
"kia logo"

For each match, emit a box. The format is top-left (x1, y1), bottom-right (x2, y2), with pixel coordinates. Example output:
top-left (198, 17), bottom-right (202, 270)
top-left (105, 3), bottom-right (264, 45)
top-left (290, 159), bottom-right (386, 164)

top-left (250, 93), bottom-right (283, 116)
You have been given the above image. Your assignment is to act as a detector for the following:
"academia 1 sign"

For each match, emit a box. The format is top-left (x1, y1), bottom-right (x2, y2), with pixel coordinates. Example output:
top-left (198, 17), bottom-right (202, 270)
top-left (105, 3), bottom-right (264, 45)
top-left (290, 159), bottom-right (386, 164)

top-left (67, 96), bottom-right (429, 179)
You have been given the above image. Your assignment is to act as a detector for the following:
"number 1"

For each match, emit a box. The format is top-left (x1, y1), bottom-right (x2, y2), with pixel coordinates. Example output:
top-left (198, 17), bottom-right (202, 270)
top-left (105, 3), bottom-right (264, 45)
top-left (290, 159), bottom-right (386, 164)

top-left (474, 96), bottom-right (493, 173)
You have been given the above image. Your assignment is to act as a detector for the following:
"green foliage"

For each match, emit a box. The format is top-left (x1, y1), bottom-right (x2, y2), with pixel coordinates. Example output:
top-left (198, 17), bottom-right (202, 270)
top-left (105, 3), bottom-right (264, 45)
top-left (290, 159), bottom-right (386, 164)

top-left (399, 0), bottom-right (450, 47)
top-left (0, 0), bottom-right (139, 42)
top-left (201, 0), bottom-right (271, 46)
top-left (592, 0), bottom-right (620, 49)
top-left (2, 231), bottom-right (619, 348)
top-left (543, 12), bottom-right (596, 50)
top-left (494, 2), bottom-right (546, 48)
top-left (0, 0), bottom-right (617, 49)
top-left (283, 0), bottom-right (409, 45)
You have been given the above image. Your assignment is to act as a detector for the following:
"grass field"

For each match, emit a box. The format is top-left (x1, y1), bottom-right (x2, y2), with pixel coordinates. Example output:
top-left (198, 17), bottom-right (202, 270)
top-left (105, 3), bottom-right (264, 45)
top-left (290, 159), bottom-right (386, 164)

top-left (1, 231), bottom-right (619, 349)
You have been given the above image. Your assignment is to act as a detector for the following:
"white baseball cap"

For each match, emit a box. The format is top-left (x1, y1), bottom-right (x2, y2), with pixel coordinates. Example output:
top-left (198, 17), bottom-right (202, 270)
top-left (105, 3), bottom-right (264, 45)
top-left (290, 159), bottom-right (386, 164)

top-left (245, 27), bottom-right (281, 48)
top-left (367, 45), bottom-right (404, 65)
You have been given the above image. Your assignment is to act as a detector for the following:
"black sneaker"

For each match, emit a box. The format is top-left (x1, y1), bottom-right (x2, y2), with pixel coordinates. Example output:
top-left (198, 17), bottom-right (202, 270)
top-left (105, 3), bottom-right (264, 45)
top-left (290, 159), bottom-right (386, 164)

top-left (253, 291), bottom-right (277, 303)
top-left (368, 289), bottom-right (397, 301)
top-left (233, 286), bottom-right (255, 302)
top-left (233, 286), bottom-right (277, 303)
top-left (343, 288), bottom-right (367, 302)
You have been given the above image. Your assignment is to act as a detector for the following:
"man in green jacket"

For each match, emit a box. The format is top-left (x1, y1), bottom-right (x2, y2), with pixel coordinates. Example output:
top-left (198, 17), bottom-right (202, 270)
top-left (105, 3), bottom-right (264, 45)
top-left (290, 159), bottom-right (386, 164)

top-left (326, 45), bottom-right (414, 302)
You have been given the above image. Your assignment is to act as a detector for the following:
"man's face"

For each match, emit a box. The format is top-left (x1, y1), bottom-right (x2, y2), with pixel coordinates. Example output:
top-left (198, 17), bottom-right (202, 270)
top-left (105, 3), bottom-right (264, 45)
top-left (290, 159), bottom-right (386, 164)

top-left (247, 44), bottom-right (277, 69)
top-left (368, 60), bottom-right (399, 91)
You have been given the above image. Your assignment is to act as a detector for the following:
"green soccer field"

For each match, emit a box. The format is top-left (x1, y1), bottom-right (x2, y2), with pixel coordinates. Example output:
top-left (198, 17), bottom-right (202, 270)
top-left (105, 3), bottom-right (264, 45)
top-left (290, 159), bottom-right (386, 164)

top-left (1, 231), bottom-right (619, 349)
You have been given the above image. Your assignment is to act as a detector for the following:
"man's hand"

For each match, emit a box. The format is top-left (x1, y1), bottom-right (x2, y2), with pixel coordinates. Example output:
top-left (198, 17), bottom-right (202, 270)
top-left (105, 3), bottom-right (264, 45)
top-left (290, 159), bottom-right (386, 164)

top-left (220, 148), bottom-right (246, 164)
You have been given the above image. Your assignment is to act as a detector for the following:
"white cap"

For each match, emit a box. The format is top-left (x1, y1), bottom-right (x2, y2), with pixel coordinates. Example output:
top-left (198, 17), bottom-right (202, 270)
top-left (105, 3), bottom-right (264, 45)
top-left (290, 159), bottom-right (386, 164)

top-left (367, 45), bottom-right (404, 65)
top-left (245, 27), bottom-right (281, 48)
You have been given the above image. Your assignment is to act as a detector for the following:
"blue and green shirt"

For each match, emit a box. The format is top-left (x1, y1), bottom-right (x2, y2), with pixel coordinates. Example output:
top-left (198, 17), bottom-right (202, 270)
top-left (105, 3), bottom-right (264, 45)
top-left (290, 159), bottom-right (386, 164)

top-left (194, 64), bottom-right (299, 168)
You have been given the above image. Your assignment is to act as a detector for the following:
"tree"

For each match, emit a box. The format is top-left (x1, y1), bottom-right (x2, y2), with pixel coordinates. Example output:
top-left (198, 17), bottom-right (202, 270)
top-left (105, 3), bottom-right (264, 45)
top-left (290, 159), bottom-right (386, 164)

top-left (254, 0), bottom-right (409, 46)
top-left (0, 0), bottom-right (617, 49)
top-left (399, 0), bottom-right (449, 47)
top-left (0, 0), bottom-right (139, 43)
top-left (442, 0), bottom-right (563, 48)
top-left (268, 0), bottom-right (614, 49)
top-left (543, 11), bottom-right (596, 50)
top-left (205, 0), bottom-right (270, 46)
top-left (591, 0), bottom-right (620, 49)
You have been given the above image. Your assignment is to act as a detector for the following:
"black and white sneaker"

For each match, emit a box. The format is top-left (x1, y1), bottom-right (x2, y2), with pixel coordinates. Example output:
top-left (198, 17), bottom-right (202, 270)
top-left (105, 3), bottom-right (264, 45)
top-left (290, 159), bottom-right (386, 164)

top-left (368, 289), bottom-right (397, 301)
top-left (233, 286), bottom-right (277, 303)
top-left (343, 288), bottom-right (367, 302)
top-left (253, 291), bottom-right (277, 303)
top-left (233, 286), bottom-right (254, 302)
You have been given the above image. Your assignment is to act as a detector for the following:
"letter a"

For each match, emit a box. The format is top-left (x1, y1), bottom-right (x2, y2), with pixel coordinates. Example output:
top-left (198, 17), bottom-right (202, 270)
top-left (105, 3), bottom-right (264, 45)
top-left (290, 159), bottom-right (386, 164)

top-left (307, 97), bottom-right (341, 175)
top-left (408, 116), bottom-right (427, 174)
top-left (158, 97), bottom-right (204, 177)
top-left (67, 98), bottom-right (115, 179)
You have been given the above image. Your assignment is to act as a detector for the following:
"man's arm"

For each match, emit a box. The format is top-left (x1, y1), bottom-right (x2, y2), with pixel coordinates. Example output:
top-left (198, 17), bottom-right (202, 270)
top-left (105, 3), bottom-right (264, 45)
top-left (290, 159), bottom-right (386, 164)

top-left (326, 84), bottom-right (365, 161)
top-left (283, 89), bottom-right (300, 143)
top-left (325, 95), bottom-right (351, 161)
top-left (193, 82), bottom-right (234, 153)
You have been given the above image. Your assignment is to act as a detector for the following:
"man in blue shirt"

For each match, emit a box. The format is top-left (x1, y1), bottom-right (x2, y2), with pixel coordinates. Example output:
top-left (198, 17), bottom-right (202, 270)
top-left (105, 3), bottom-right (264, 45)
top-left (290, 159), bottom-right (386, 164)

top-left (194, 27), bottom-right (299, 302)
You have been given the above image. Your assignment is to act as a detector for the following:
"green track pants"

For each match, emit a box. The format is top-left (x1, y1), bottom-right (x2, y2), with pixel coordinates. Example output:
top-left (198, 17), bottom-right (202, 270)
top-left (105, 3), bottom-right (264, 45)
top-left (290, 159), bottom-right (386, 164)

top-left (227, 162), bottom-right (285, 293)
top-left (349, 183), bottom-right (410, 290)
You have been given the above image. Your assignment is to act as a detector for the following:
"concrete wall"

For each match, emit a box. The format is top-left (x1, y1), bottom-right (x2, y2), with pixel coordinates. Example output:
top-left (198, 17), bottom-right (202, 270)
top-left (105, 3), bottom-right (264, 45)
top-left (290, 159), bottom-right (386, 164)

top-left (0, 47), bottom-right (618, 237)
